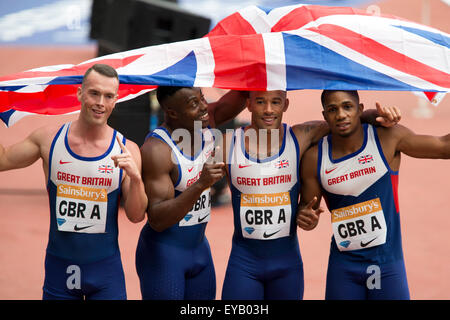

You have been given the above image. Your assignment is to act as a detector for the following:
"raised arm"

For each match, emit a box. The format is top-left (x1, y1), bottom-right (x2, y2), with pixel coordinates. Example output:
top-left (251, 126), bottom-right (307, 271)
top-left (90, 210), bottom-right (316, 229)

top-left (207, 90), bottom-right (249, 128)
top-left (111, 136), bottom-right (147, 223)
top-left (297, 145), bottom-right (324, 231)
top-left (360, 102), bottom-right (401, 127)
top-left (387, 124), bottom-right (450, 159)
top-left (141, 138), bottom-right (224, 232)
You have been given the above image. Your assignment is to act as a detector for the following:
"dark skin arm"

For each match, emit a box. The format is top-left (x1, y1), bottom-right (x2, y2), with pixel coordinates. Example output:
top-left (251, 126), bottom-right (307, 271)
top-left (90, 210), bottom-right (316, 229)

top-left (208, 90), bottom-right (249, 128)
top-left (141, 138), bottom-right (224, 232)
top-left (377, 124), bottom-right (450, 172)
top-left (296, 145), bottom-right (324, 231)
top-left (294, 104), bottom-right (401, 231)
top-left (291, 103), bottom-right (402, 161)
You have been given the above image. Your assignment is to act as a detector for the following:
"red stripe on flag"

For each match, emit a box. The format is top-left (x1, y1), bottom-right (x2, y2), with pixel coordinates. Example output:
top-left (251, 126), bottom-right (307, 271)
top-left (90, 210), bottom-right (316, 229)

top-left (308, 24), bottom-right (450, 89)
top-left (0, 54), bottom-right (145, 83)
top-left (271, 5), bottom-right (405, 32)
top-left (0, 83), bottom-right (156, 114)
top-left (424, 91), bottom-right (438, 101)
top-left (0, 85), bottom-right (79, 114)
top-left (206, 12), bottom-right (257, 36)
top-left (209, 35), bottom-right (267, 90)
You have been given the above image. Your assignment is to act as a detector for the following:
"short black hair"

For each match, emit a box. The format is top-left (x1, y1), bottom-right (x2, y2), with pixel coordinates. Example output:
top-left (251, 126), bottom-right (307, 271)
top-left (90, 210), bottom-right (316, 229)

top-left (320, 90), bottom-right (359, 108)
top-left (156, 86), bottom-right (190, 108)
top-left (82, 64), bottom-right (118, 88)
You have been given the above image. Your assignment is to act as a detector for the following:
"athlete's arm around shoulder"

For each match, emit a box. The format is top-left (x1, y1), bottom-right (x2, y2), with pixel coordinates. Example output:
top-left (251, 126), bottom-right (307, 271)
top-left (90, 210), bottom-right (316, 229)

top-left (291, 121), bottom-right (329, 158)
top-left (296, 144), bottom-right (324, 231)
top-left (377, 124), bottom-right (450, 160)
top-left (207, 90), bottom-right (249, 128)
top-left (0, 125), bottom-right (60, 173)
top-left (290, 104), bottom-right (401, 158)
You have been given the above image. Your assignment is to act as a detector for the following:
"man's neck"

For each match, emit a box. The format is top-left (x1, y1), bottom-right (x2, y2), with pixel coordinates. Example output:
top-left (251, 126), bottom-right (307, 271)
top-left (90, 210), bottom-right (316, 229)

top-left (72, 120), bottom-right (111, 141)
top-left (330, 124), bottom-right (365, 159)
top-left (245, 124), bottom-right (284, 159)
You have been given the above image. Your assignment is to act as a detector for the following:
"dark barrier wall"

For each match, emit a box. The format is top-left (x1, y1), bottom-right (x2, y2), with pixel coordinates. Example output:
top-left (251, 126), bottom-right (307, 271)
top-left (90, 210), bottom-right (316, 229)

top-left (90, 0), bottom-right (211, 146)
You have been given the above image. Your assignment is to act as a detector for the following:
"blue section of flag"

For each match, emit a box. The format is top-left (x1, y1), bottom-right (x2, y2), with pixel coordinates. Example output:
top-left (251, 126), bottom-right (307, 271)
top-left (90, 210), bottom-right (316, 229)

top-left (283, 33), bottom-right (422, 91)
top-left (119, 51), bottom-right (197, 86)
top-left (45, 51), bottom-right (198, 86)
top-left (0, 110), bottom-right (15, 127)
top-left (0, 85), bottom-right (26, 91)
top-left (393, 25), bottom-right (450, 48)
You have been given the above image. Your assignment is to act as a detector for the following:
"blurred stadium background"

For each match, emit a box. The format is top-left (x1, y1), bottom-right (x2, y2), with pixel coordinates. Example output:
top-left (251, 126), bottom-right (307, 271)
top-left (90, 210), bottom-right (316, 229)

top-left (0, 0), bottom-right (449, 300)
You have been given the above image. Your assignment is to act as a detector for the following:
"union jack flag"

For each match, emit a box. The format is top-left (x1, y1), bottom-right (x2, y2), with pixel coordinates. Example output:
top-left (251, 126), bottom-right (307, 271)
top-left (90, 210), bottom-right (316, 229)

top-left (358, 154), bottom-right (374, 164)
top-left (98, 164), bottom-right (114, 174)
top-left (0, 4), bottom-right (448, 127)
top-left (275, 159), bottom-right (289, 169)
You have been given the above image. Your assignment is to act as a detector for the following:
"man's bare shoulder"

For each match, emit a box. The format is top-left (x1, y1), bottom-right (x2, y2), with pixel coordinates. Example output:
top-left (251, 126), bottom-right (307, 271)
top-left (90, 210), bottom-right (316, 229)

top-left (30, 123), bottom-right (65, 145)
top-left (140, 136), bottom-right (174, 171)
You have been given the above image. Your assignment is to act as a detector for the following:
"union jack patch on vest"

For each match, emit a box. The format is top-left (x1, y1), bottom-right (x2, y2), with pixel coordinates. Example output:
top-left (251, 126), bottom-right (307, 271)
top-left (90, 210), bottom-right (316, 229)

top-left (275, 159), bottom-right (289, 169)
top-left (98, 165), bottom-right (114, 174)
top-left (358, 154), bottom-right (374, 164)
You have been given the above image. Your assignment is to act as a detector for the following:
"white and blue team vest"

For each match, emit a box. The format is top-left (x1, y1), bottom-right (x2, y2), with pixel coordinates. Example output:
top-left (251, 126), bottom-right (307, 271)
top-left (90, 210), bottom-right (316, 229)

top-left (143, 126), bottom-right (214, 247)
top-left (229, 124), bottom-right (300, 244)
top-left (46, 123), bottom-right (124, 263)
top-left (318, 123), bottom-right (403, 263)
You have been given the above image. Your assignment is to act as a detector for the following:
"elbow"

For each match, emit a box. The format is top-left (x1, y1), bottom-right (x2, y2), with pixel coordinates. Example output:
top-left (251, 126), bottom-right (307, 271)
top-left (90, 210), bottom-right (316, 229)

top-left (147, 211), bottom-right (169, 232)
top-left (148, 219), bottom-right (168, 232)
top-left (129, 214), bottom-right (145, 224)
top-left (126, 210), bottom-right (146, 224)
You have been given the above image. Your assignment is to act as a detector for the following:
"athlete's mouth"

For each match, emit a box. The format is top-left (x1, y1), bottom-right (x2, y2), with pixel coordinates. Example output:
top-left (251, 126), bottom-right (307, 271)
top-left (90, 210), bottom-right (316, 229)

top-left (336, 122), bottom-right (350, 130)
top-left (262, 116), bottom-right (276, 125)
top-left (199, 113), bottom-right (209, 121)
top-left (92, 109), bottom-right (105, 115)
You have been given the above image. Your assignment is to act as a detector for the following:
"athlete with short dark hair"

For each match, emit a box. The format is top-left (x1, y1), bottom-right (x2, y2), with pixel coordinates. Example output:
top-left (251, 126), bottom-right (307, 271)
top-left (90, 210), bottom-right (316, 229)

top-left (298, 90), bottom-right (450, 299)
top-left (136, 86), bottom-right (249, 300)
top-left (220, 90), bottom-right (400, 300)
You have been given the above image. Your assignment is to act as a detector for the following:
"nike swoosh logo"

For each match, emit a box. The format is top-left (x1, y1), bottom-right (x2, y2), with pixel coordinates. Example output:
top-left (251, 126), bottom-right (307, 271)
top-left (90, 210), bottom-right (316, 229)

top-left (59, 160), bottom-right (72, 165)
top-left (360, 237), bottom-right (378, 248)
top-left (325, 167), bottom-right (337, 174)
top-left (188, 167), bottom-right (194, 172)
top-left (239, 164), bottom-right (252, 169)
top-left (263, 229), bottom-right (281, 239)
top-left (198, 213), bottom-right (210, 223)
top-left (74, 224), bottom-right (93, 231)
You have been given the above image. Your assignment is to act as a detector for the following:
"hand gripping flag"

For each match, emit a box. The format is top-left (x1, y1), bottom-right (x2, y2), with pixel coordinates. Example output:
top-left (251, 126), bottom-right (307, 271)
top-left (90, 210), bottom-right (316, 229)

top-left (1, 4), bottom-right (449, 127)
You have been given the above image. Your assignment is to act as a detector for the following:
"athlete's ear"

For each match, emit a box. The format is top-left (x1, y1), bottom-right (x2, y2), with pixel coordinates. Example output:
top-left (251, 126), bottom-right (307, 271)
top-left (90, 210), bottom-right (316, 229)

top-left (76, 86), bottom-right (82, 102)
top-left (166, 107), bottom-right (178, 120)
top-left (283, 98), bottom-right (289, 112)
top-left (359, 103), bottom-right (364, 114)
top-left (245, 97), bottom-right (252, 112)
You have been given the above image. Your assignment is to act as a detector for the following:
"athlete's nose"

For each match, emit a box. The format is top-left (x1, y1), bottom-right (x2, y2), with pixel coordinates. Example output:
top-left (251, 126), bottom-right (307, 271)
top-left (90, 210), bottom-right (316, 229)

top-left (264, 102), bottom-right (275, 114)
top-left (199, 99), bottom-right (208, 112)
top-left (336, 106), bottom-right (347, 120)
top-left (96, 94), bottom-right (105, 107)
